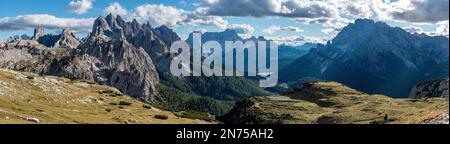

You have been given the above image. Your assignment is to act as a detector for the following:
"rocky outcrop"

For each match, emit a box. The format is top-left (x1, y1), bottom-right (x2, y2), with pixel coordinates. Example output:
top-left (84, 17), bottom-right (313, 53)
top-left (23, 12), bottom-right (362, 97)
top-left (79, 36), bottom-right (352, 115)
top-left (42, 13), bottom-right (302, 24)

top-left (31, 27), bottom-right (45, 40)
top-left (409, 79), bottom-right (449, 98)
top-left (419, 114), bottom-right (449, 124)
top-left (0, 36), bottom-right (160, 102)
top-left (90, 14), bottom-right (174, 72)
top-left (53, 29), bottom-right (80, 49)
top-left (31, 27), bottom-right (80, 49)
top-left (154, 25), bottom-right (181, 46)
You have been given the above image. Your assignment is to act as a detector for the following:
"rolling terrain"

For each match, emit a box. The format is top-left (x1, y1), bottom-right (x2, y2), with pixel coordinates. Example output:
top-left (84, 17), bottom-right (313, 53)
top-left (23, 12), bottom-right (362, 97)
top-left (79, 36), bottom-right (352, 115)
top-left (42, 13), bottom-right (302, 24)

top-left (220, 81), bottom-right (448, 124)
top-left (0, 69), bottom-right (209, 124)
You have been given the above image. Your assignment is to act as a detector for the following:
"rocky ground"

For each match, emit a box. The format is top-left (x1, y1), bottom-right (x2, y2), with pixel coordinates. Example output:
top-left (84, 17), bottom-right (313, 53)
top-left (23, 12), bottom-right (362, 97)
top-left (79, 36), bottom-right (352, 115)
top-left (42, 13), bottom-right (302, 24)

top-left (419, 114), bottom-right (449, 124)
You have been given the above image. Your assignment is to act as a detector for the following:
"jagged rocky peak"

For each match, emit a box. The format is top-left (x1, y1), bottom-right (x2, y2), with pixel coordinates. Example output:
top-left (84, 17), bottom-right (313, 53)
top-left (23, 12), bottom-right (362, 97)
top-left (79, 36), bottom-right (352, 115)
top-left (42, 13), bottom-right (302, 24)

top-left (88, 14), bottom-right (178, 72)
top-left (280, 18), bottom-right (449, 98)
top-left (410, 79), bottom-right (449, 98)
top-left (91, 16), bottom-right (112, 37)
top-left (54, 28), bottom-right (80, 49)
top-left (32, 27), bottom-right (45, 40)
top-left (187, 28), bottom-right (243, 43)
top-left (0, 33), bottom-right (161, 103)
top-left (105, 13), bottom-right (120, 29)
top-left (246, 36), bottom-right (267, 42)
top-left (29, 27), bottom-right (80, 48)
top-left (154, 25), bottom-right (181, 46)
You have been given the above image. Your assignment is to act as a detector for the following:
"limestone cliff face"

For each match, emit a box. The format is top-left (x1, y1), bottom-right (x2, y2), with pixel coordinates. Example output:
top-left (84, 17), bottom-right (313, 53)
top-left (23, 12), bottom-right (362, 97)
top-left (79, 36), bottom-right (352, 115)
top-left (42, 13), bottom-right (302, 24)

top-left (53, 29), bottom-right (81, 49)
top-left (31, 27), bottom-right (80, 49)
top-left (31, 27), bottom-right (45, 40)
top-left (409, 79), bottom-right (449, 98)
top-left (0, 36), bottom-right (160, 102)
top-left (90, 14), bottom-right (175, 72)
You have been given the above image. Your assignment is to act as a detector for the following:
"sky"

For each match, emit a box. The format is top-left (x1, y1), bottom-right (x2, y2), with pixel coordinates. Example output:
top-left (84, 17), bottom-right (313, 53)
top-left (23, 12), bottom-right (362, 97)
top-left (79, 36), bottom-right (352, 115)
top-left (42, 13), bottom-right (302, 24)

top-left (0, 0), bottom-right (448, 45)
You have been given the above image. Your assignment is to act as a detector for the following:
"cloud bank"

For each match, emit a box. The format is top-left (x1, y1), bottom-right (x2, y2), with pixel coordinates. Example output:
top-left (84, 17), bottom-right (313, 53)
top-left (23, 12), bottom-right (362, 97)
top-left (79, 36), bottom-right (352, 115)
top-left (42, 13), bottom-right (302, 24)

top-left (66, 0), bottom-right (95, 14)
top-left (0, 14), bottom-right (94, 32)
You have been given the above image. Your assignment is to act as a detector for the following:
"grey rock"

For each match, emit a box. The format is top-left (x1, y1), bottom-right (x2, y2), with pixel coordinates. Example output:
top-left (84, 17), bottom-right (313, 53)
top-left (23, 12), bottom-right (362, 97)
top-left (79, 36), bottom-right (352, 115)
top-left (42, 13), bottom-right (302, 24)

top-left (90, 15), bottom-right (174, 72)
top-left (31, 27), bottom-right (80, 49)
top-left (409, 79), bottom-right (449, 98)
top-left (0, 37), bottom-right (160, 102)
top-left (31, 27), bottom-right (45, 40)
top-left (419, 114), bottom-right (449, 124)
top-left (154, 25), bottom-right (181, 46)
top-left (25, 117), bottom-right (40, 123)
top-left (91, 16), bottom-right (115, 38)
top-left (53, 29), bottom-right (80, 49)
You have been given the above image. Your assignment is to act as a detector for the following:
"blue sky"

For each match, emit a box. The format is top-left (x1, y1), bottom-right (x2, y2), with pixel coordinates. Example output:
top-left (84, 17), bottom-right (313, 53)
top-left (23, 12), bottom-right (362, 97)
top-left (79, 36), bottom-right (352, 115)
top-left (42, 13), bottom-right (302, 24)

top-left (0, 0), bottom-right (448, 45)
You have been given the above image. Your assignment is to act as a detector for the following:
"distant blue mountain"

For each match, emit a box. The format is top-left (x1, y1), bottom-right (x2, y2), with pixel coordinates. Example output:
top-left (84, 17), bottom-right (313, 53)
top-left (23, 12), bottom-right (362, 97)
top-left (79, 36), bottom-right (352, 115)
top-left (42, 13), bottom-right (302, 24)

top-left (186, 29), bottom-right (315, 72)
top-left (280, 19), bottom-right (449, 98)
top-left (278, 43), bottom-right (317, 69)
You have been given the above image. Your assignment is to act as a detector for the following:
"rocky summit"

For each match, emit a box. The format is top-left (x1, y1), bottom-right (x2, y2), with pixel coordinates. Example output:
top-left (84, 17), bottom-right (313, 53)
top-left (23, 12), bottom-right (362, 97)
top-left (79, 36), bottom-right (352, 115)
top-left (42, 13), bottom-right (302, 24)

top-left (280, 19), bottom-right (449, 98)
top-left (90, 14), bottom-right (174, 72)
top-left (31, 27), bottom-right (80, 49)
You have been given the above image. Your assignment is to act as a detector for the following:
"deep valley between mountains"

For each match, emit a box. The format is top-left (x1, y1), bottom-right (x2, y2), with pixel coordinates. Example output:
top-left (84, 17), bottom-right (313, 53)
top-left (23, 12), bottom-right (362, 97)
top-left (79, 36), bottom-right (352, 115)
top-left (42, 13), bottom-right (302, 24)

top-left (0, 14), bottom-right (448, 124)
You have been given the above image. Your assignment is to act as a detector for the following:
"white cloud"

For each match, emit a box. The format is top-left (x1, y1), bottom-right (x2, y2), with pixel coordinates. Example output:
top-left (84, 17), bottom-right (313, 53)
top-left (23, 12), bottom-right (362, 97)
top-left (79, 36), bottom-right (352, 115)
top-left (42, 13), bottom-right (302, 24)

top-left (183, 12), bottom-right (229, 29)
top-left (432, 22), bottom-right (449, 37)
top-left (263, 25), bottom-right (304, 35)
top-left (128, 4), bottom-right (228, 29)
top-left (66, 0), bottom-right (95, 14)
top-left (0, 14), bottom-right (95, 32)
top-left (403, 26), bottom-right (425, 34)
top-left (372, 0), bottom-right (449, 23)
top-left (130, 4), bottom-right (185, 27)
top-left (267, 35), bottom-right (327, 46)
top-left (228, 24), bottom-right (255, 35)
top-left (281, 26), bottom-right (304, 32)
top-left (228, 24), bottom-right (255, 38)
top-left (104, 2), bottom-right (128, 16)
top-left (342, 0), bottom-right (373, 18)
top-left (263, 25), bottom-right (281, 35)
top-left (295, 17), bottom-right (330, 25)
top-left (321, 18), bottom-right (351, 35)
top-left (404, 22), bottom-right (449, 37)
top-left (203, 0), bottom-right (339, 19)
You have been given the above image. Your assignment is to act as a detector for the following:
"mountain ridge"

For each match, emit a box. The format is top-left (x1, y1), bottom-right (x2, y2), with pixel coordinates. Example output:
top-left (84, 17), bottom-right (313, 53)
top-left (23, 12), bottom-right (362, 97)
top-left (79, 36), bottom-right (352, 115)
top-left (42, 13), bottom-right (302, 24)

top-left (280, 19), bottom-right (449, 98)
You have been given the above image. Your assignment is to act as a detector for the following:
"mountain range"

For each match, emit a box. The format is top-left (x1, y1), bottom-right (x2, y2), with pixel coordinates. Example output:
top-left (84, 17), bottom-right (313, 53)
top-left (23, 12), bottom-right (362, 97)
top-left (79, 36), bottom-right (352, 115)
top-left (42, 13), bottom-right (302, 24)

top-left (280, 19), bottom-right (449, 98)
top-left (1, 14), bottom-right (448, 120)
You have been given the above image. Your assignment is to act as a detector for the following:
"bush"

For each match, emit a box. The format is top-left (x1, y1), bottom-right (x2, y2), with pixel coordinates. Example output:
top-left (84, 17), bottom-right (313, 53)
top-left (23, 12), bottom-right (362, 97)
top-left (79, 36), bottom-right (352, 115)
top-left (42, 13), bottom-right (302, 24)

top-left (98, 89), bottom-right (124, 97)
top-left (109, 102), bottom-right (118, 105)
top-left (26, 76), bottom-right (34, 80)
top-left (118, 101), bottom-right (132, 106)
top-left (142, 104), bottom-right (152, 109)
top-left (154, 114), bottom-right (168, 120)
top-left (176, 111), bottom-right (213, 122)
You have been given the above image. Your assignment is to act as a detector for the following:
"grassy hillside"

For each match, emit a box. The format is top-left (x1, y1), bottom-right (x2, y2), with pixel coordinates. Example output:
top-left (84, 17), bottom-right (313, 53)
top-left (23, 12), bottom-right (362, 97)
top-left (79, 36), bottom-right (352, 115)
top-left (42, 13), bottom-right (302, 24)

top-left (219, 81), bottom-right (448, 124)
top-left (0, 69), bottom-right (209, 124)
